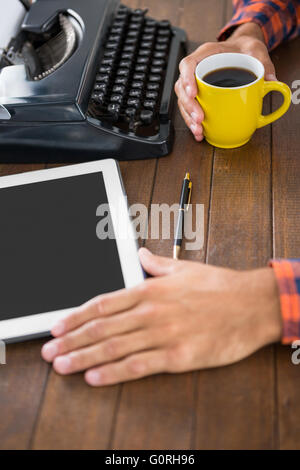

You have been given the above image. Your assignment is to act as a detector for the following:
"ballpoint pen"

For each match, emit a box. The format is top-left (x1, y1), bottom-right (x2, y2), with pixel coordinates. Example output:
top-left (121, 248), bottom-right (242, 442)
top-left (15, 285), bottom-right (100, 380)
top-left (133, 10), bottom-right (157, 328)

top-left (173, 172), bottom-right (192, 259)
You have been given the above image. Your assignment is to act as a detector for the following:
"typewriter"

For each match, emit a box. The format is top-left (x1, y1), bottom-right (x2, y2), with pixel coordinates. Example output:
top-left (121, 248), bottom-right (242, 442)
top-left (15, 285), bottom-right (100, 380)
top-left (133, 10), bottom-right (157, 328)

top-left (0, 0), bottom-right (186, 162)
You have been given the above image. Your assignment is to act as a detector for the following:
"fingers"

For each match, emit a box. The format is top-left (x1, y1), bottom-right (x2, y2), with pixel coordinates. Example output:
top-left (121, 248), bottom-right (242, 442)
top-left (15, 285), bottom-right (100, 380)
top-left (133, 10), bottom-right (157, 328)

top-left (139, 247), bottom-right (181, 276)
top-left (179, 53), bottom-right (199, 99)
top-left (52, 330), bottom-right (159, 375)
top-left (51, 286), bottom-right (143, 337)
top-left (256, 47), bottom-right (277, 81)
top-left (42, 306), bottom-right (146, 362)
top-left (178, 101), bottom-right (203, 141)
top-left (85, 349), bottom-right (168, 386)
top-left (175, 78), bottom-right (203, 123)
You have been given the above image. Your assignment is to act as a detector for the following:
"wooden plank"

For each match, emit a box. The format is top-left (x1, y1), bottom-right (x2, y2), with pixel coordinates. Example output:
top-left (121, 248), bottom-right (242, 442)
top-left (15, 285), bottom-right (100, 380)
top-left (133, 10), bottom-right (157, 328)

top-left (193, 120), bottom-right (275, 450)
top-left (31, 0), bottom-right (155, 450)
top-left (271, 38), bottom-right (300, 450)
top-left (112, 0), bottom-right (225, 450)
top-left (192, 1), bottom-right (277, 448)
top-left (0, 163), bottom-right (47, 450)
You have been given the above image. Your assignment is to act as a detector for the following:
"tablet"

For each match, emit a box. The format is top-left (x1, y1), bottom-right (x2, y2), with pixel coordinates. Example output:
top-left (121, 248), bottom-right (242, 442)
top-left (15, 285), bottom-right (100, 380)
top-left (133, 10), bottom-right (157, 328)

top-left (0, 159), bottom-right (144, 343)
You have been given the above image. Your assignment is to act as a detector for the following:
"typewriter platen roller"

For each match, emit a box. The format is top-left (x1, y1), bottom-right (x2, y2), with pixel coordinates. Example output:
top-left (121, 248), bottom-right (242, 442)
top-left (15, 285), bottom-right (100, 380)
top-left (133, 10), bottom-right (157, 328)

top-left (0, 0), bottom-right (186, 162)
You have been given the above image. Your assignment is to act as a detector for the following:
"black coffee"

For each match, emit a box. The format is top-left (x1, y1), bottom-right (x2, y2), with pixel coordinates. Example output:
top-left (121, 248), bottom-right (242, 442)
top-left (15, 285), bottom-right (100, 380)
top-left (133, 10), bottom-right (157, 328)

top-left (203, 67), bottom-right (257, 88)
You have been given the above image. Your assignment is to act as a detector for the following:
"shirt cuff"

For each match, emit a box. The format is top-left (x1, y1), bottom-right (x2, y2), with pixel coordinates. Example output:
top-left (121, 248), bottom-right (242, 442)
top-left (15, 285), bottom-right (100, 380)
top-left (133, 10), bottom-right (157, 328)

top-left (269, 259), bottom-right (300, 344)
top-left (218, 17), bottom-right (270, 49)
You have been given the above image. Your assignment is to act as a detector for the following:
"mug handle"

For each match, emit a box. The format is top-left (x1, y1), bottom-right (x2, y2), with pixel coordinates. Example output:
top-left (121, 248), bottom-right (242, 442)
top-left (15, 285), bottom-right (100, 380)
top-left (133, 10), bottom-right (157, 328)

top-left (257, 81), bottom-right (291, 128)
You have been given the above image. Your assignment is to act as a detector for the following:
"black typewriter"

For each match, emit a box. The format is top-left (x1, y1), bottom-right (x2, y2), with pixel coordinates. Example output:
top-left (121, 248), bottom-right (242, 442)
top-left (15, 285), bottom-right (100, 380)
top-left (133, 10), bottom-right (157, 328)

top-left (0, 0), bottom-right (186, 162)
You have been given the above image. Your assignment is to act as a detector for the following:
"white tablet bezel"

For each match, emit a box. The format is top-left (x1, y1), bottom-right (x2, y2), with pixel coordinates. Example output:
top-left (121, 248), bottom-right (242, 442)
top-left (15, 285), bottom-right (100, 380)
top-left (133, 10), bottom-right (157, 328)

top-left (0, 159), bottom-right (144, 343)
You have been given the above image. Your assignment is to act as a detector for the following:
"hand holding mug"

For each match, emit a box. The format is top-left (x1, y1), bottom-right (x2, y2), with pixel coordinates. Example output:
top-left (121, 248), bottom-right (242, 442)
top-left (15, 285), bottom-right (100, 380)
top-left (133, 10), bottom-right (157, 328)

top-left (175, 23), bottom-right (282, 142)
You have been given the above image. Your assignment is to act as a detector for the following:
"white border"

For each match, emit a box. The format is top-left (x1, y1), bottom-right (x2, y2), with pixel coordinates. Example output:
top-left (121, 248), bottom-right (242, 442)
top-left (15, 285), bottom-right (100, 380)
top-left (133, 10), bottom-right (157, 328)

top-left (0, 159), bottom-right (144, 341)
top-left (195, 53), bottom-right (265, 90)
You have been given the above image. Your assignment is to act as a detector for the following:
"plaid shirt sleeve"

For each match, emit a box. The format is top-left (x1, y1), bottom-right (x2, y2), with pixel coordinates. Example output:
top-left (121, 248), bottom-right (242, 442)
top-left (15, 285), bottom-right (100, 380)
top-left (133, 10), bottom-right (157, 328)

top-left (218, 0), bottom-right (300, 50)
top-left (269, 260), bottom-right (300, 344)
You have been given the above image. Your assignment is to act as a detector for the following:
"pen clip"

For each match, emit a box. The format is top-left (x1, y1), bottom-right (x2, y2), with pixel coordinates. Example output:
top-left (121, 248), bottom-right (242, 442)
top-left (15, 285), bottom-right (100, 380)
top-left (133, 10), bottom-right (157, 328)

top-left (186, 182), bottom-right (192, 211)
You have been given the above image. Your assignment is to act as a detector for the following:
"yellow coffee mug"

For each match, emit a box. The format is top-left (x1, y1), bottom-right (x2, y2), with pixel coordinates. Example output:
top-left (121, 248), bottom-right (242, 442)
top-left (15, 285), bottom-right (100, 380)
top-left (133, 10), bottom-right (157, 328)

top-left (195, 53), bottom-right (291, 148)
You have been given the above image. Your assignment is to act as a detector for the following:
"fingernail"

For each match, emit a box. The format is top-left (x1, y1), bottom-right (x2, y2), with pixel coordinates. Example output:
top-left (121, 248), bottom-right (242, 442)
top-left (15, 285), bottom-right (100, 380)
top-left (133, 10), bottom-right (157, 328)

top-left (191, 112), bottom-right (199, 122)
top-left (42, 342), bottom-right (58, 362)
top-left (139, 247), bottom-right (151, 255)
top-left (54, 356), bottom-right (71, 374)
top-left (190, 123), bottom-right (198, 134)
top-left (266, 73), bottom-right (277, 81)
top-left (186, 85), bottom-right (193, 97)
top-left (85, 370), bottom-right (102, 386)
top-left (51, 321), bottom-right (65, 336)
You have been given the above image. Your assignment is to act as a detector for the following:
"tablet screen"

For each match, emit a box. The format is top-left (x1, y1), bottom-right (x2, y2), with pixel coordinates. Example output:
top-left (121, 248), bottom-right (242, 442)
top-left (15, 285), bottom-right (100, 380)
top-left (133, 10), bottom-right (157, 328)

top-left (0, 172), bottom-right (125, 320)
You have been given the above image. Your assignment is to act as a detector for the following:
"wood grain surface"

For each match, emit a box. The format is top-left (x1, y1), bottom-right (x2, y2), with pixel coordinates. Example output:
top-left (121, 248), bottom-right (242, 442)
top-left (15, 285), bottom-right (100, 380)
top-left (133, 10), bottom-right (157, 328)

top-left (0, 0), bottom-right (299, 450)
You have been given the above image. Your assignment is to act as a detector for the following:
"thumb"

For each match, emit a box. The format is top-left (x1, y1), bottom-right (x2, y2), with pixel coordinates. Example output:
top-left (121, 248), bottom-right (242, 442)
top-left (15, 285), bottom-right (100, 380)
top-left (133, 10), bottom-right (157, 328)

top-left (139, 247), bottom-right (178, 277)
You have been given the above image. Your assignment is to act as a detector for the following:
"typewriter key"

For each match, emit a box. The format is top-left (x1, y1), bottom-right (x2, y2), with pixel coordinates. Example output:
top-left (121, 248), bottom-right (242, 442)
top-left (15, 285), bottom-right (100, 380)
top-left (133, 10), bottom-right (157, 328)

top-left (155, 44), bottom-right (168, 52)
top-left (140, 109), bottom-right (154, 124)
top-left (93, 92), bottom-right (105, 106)
top-left (119, 61), bottom-right (131, 69)
top-left (144, 100), bottom-right (156, 110)
top-left (96, 74), bottom-right (110, 83)
top-left (117, 69), bottom-right (130, 78)
top-left (125, 108), bottom-right (137, 119)
top-left (157, 29), bottom-right (171, 37)
top-left (115, 76), bottom-right (129, 86)
top-left (137, 57), bottom-right (150, 65)
top-left (149, 75), bottom-right (161, 82)
top-left (159, 20), bottom-right (171, 29)
top-left (128, 30), bottom-right (139, 38)
top-left (125, 38), bottom-right (138, 46)
top-left (108, 103), bottom-right (121, 119)
top-left (138, 49), bottom-right (152, 57)
top-left (150, 67), bottom-right (163, 75)
top-left (145, 19), bottom-right (157, 27)
top-left (135, 64), bottom-right (148, 73)
top-left (144, 27), bottom-right (156, 34)
top-left (123, 45), bottom-right (136, 53)
top-left (146, 91), bottom-right (159, 100)
top-left (127, 98), bottom-right (141, 108)
top-left (152, 59), bottom-right (166, 67)
top-left (121, 52), bottom-right (134, 60)
top-left (147, 83), bottom-right (160, 91)
top-left (111, 27), bottom-right (123, 35)
top-left (153, 51), bottom-right (167, 59)
top-left (142, 34), bottom-right (155, 42)
top-left (106, 42), bottom-right (119, 50)
top-left (94, 83), bottom-right (107, 93)
top-left (157, 36), bottom-right (169, 44)
top-left (104, 50), bottom-right (117, 59)
top-left (111, 94), bottom-right (123, 104)
top-left (129, 89), bottom-right (143, 98)
top-left (99, 65), bottom-right (112, 74)
top-left (113, 85), bottom-right (126, 94)
top-left (133, 73), bottom-right (146, 81)
top-left (102, 58), bottom-right (114, 67)
top-left (132, 81), bottom-right (144, 89)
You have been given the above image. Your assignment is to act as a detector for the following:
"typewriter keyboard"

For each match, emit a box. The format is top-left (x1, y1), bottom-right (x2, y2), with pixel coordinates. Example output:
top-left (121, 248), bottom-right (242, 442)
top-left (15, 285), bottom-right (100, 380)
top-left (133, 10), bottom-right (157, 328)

top-left (88, 5), bottom-right (173, 136)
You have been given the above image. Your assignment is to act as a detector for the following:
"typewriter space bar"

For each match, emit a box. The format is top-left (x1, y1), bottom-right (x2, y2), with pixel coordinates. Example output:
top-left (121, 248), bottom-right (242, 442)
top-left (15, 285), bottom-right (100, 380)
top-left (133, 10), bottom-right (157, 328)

top-left (159, 28), bottom-right (186, 122)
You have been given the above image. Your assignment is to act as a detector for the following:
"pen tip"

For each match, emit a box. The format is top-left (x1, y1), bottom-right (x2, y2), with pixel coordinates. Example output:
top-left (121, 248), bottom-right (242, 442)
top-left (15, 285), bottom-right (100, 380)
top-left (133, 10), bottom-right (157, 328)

top-left (185, 172), bottom-right (190, 180)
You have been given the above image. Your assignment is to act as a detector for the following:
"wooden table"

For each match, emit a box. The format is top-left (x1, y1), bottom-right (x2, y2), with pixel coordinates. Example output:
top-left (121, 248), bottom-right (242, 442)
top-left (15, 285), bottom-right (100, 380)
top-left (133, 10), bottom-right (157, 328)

top-left (0, 0), bottom-right (299, 450)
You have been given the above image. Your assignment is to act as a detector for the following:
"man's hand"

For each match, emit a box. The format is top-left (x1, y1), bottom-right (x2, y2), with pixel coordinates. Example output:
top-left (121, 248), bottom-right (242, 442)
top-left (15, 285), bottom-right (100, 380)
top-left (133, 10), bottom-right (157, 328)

top-left (42, 248), bottom-right (282, 387)
top-left (175, 23), bottom-right (277, 141)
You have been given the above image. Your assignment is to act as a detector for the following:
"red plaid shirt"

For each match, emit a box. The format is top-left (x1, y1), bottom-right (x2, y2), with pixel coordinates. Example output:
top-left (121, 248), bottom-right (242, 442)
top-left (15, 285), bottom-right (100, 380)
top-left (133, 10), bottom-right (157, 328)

top-left (219, 1), bottom-right (300, 344)
top-left (219, 0), bottom-right (300, 50)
